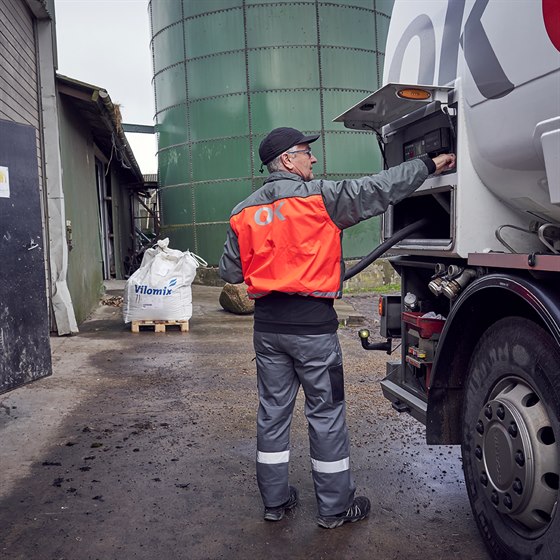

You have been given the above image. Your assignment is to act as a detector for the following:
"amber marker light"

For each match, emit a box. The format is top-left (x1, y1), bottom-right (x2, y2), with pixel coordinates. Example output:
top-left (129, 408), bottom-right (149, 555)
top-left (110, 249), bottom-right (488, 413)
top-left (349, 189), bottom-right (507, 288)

top-left (378, 296), bottom-right (384, 317)
top-left (396, 88), bottom-right (431, 100)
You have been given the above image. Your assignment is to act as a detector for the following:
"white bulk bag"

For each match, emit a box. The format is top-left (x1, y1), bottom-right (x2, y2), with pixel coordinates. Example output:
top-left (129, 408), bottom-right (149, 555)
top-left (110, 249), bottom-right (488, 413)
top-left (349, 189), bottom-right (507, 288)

top-left (123, 238), bottom-right (206, 323)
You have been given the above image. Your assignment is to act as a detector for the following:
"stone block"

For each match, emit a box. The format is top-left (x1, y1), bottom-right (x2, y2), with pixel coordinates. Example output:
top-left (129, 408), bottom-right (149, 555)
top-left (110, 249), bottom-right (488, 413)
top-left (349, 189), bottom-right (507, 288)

top-left (219, 283), bottom-right (254, 315)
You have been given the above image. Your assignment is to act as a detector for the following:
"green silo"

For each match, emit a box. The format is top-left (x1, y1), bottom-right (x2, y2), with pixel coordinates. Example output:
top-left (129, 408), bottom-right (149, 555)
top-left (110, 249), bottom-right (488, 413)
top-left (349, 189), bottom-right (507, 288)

top-left (150, 0), bottom-right (394, 265)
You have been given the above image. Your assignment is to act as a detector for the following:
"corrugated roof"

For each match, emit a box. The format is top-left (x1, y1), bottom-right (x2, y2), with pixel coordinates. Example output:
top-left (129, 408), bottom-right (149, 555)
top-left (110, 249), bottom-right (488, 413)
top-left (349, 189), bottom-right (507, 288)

top-left (56, 74), bottom-right (145, 187)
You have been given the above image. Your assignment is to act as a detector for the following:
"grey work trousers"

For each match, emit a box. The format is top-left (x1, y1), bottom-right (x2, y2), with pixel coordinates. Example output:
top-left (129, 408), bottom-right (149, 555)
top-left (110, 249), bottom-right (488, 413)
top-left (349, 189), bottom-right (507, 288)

top-left (253, 331), bottom-right (356, 516)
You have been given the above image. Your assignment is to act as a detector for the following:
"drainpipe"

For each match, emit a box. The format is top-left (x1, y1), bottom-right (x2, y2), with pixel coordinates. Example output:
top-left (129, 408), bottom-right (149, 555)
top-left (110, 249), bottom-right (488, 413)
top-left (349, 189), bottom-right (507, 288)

top-left (36, 16), bottom-right (78, 335)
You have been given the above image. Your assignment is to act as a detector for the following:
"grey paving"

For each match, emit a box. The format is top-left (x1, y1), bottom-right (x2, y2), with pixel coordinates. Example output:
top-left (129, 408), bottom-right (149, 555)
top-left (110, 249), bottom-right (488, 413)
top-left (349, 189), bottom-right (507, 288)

top-left (0, 284), bottom-right (490, 560)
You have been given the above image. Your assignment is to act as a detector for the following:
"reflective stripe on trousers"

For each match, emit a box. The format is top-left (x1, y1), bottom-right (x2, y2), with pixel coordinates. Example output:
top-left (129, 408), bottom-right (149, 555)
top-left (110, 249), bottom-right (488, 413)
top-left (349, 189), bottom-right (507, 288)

top-left (254, 331), bottom-right (356, 515)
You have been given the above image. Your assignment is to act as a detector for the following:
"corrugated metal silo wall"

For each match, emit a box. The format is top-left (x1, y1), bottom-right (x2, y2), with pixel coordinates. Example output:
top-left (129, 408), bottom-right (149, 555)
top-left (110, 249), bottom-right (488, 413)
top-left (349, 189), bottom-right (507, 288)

top-left (150, 0), bottom-right (394, 265)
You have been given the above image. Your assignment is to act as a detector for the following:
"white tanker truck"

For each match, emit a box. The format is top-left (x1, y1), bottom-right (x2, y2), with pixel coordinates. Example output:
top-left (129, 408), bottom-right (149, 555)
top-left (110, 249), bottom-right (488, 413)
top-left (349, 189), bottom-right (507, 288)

top-left (336, 1), bottom-right (560, 558)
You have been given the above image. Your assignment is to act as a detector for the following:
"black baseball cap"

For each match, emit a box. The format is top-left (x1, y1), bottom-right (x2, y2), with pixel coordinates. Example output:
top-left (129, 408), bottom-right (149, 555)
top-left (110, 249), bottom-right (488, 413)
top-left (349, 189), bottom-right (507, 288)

top-left (259, 127), bottom-right (320, 165)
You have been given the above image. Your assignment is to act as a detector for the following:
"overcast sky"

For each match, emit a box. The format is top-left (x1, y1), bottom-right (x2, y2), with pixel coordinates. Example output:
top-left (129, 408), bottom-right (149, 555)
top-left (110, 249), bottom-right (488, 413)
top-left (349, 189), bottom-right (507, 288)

top-left (54, 0), bottom-right (157, 174)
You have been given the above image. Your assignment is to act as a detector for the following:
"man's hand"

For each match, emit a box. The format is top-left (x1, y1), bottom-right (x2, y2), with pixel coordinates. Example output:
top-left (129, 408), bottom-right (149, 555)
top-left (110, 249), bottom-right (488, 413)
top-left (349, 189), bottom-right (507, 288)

top-left (432, 153), bottom-right (456, 175)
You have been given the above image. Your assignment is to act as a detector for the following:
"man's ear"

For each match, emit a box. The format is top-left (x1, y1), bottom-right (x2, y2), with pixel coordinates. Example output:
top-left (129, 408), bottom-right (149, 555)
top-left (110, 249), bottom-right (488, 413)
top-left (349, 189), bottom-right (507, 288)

top-left (282, 153), bottom-right (294, 171)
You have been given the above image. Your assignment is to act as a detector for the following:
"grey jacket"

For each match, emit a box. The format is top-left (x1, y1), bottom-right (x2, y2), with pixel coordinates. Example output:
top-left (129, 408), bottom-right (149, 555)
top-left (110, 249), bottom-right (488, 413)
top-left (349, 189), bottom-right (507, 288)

top-left (219, 158), bottom-right (431, 285)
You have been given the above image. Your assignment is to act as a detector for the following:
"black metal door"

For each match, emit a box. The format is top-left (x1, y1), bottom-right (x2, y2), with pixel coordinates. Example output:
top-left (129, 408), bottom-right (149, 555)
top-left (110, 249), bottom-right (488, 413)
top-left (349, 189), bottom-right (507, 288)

top-left (0, 119), bottom-right (52, 394)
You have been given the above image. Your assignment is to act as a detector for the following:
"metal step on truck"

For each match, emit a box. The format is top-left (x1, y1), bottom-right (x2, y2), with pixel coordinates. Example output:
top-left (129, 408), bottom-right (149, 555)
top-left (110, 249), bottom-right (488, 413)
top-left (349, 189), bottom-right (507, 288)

top-left (336, 1), bottom-right (560, 558)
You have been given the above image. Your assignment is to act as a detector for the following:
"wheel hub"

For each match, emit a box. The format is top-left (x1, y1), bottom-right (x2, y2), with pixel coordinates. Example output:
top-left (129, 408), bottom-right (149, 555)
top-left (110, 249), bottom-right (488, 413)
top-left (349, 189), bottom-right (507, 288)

top-left (474, 378), bottom-right (559, 531)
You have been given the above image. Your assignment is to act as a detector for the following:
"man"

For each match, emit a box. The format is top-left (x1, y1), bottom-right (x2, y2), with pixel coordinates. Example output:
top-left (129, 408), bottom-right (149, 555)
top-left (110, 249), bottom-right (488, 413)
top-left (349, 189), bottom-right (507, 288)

top-left (219, 127), bottom-right (455, 528)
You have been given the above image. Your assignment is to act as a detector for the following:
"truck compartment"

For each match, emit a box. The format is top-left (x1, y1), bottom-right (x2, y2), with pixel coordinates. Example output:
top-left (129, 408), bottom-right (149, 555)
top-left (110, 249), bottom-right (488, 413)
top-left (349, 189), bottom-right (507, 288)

top-left (384, 187), bottom-right (454, 245)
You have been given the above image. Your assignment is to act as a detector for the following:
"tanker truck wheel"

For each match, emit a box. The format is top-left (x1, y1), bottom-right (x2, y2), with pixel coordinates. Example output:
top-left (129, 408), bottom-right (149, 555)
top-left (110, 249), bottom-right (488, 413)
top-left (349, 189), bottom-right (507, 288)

top-left (461, 317), bottom-right (560, 560)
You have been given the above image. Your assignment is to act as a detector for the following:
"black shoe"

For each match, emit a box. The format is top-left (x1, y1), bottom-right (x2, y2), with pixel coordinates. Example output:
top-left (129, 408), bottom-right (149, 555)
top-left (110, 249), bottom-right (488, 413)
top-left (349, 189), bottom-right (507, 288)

top-left (317, 496), bottom-right (370, 529)
top-left (264, 486), bottom-right (299, 521)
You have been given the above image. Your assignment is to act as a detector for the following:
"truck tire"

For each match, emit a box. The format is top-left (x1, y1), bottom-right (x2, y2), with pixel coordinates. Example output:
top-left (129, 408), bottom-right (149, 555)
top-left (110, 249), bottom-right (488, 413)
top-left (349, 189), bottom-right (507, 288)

top-left (462, 317), bottom-right (560, 560)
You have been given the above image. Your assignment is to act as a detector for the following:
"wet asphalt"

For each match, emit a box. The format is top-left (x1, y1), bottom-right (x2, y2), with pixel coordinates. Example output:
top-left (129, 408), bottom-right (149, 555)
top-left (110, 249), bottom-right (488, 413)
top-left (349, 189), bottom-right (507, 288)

top-left (0, 284), bottom-right (491, 560)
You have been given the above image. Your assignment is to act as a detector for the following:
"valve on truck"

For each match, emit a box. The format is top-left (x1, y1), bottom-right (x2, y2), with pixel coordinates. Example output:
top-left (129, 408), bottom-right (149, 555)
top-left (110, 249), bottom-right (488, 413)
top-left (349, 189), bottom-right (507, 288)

top-left (441, 267), bottom-right (477, 300)
top-left (428, 263), bottom-right (447, 296)
top-left (428, 264), bottom-right (478, 300)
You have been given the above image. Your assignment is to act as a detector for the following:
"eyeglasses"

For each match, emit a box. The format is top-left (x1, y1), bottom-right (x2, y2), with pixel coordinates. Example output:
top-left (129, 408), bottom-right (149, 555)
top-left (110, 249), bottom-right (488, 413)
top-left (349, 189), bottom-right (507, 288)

top-left (285, 149), bottom-right (312, 157)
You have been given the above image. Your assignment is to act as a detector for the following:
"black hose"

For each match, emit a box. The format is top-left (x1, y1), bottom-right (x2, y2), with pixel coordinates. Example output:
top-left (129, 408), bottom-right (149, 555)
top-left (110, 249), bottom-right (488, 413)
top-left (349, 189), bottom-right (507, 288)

top-left (344, 218), bottom-right (429, 281)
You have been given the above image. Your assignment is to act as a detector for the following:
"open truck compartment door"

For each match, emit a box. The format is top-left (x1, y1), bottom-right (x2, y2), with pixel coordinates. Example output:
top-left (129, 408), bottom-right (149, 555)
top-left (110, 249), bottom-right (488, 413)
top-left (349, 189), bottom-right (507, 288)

top-left (333, 83), bottom-right (453, 132)
top-left (335, 83), bottom-right (460, 253)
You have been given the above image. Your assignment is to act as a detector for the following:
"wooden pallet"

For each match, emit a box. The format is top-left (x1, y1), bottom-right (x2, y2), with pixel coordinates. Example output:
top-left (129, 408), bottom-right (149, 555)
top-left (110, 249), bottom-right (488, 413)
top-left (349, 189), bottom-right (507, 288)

top-left (131, 319), bottom-right (189, 333)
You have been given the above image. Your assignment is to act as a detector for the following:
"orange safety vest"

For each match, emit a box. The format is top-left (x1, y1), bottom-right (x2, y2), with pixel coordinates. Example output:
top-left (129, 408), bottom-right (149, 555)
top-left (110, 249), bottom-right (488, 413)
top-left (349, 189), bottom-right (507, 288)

top-left (230, 194), bottom-right (342, 299)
